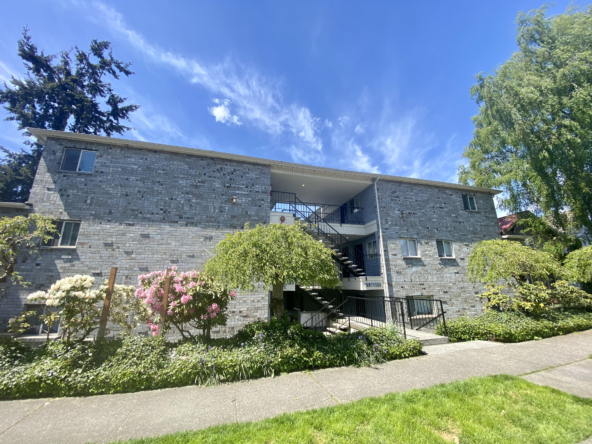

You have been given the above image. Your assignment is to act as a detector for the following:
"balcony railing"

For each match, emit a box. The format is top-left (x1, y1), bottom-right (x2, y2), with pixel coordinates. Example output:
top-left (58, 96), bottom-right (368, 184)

top-left (271, 191), bottom-right (364, 225)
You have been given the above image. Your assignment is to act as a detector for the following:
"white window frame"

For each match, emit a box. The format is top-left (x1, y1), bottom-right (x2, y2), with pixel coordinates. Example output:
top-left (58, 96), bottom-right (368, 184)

top-left (463, 194), bottom-right (478, 211)
top-left (436, 240), bottom-right (454, 258)
top-left (400, 238), bottom-right (420, 258)
top-left (367, 240), bottom-right (378, 258)
top-left (43, 221), bottom-right (81, 248)
top-left (59, 149), bottom-right (97, 173)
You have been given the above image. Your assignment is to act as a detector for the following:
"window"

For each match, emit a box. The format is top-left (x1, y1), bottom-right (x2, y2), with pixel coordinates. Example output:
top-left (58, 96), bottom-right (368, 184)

top-left (44, 221), bottom-right (81, 247)
top-left (367, 240), bottom-right (378, 258)
top-left (436, 240), bottom-right (454, 258)
top-left (406, 296), bottom-right (434, 317)
top-left (400, 238), bottom-right (419, 257)
top-left (60, 149), bottom-right (97, 173)
top-left (462, 194), bottom-right (477, 211)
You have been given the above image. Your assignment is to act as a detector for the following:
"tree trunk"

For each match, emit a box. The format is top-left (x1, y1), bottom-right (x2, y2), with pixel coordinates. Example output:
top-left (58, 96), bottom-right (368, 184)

top-left (270, 282), bottom-right (285, 319)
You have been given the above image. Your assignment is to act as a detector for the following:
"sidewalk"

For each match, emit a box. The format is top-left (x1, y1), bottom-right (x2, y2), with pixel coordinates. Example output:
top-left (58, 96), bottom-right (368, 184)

top-left (1, 330), bottom-right (591, 444)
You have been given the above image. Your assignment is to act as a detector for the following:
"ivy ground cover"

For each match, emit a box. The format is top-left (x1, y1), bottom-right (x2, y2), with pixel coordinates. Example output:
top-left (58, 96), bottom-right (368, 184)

top-left (0, 318), bottom-right (421, 400)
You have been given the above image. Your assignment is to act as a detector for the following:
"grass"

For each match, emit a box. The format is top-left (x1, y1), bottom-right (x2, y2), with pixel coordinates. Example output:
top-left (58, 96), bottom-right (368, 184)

top-left (116, 375), bottom-right (592, 444)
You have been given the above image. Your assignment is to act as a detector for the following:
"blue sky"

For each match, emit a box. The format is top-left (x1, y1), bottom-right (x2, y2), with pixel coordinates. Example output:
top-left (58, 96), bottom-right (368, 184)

top-left (0, 0), bottom-right (577, 185)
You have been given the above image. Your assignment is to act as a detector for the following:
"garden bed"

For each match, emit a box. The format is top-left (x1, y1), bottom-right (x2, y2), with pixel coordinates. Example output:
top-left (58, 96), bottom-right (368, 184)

top-left (0, 319), bottom-right (422, 400)
top-left (437, 310), bottom-right (592, 343)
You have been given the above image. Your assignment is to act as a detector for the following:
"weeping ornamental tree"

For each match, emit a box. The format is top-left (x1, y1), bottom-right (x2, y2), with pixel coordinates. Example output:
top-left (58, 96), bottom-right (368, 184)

top-left (205, 222), bottom-right (341, 319)
top-left (467, 239), bottom-right (561, 286)
top-left (459, 6), bottom-right (592, 237)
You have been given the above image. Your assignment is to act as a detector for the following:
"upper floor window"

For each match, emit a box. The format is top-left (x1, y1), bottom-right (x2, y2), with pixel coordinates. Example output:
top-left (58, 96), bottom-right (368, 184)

top-left (44, 221), bottom-right (81, 247)
top-left (367, 240), bottom-right (378, 258)
top-left (400, 238), bottom-right (419, 257)
top-left (436, 240), bottom-right (454, 258)
top-left (60, 149), bottom-right (97, 173)
top-left (462, 194), bottom-right (477, 211)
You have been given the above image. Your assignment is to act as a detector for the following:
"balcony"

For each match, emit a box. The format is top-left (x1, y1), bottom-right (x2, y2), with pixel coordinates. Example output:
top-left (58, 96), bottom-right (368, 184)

top-left (271, 191), bottom-right (365, 225)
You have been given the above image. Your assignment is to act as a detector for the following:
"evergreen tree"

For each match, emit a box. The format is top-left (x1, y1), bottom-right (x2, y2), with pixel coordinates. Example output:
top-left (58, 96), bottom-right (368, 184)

top-left (0, 28), bottom-right (139, 202)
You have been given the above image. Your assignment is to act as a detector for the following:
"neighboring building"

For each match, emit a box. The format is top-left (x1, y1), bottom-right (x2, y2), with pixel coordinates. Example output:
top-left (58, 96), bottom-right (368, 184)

top-left (0, 128), bottom-right (501, 336)
top-left (498, 211), bottom-right (532, 241)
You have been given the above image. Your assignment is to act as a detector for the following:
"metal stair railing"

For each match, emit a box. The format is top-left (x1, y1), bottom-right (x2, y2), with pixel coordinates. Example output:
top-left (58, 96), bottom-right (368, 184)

top-left (301, 298), bottom-right (336, 329)
top-left (396, 297), bottom-right (447, 335)
top-left (271, 191), bottom-right (362, 277)
top-left (310, 298), bottom-right (351, 332)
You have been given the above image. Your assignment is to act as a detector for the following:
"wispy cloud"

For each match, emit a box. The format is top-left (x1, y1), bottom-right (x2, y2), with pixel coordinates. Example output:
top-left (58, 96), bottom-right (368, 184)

top-left (0, 61), bottom-right (17, 84)
top-left (77, 1), bottom-right (322, 162)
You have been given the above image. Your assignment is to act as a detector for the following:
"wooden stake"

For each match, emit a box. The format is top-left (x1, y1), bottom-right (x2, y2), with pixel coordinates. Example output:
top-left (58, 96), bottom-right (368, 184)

top-left (159, 268), bottom-right (171, 336)
top-left (97, 267), bottom-right (117, 340)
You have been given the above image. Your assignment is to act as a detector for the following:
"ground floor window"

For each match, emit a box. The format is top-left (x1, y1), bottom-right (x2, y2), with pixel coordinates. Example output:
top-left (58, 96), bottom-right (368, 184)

top-left (436, 240), bottom-right (454, 258)
top-left (405, 296), bottom-right (434, 317)
top-left (44, 221), bottom-right (81, 247)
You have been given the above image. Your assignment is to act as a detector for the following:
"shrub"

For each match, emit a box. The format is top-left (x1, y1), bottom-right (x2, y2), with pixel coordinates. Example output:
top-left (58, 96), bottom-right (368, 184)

top-left (552, 281), bottom-right (592, 310)
top-left (563, 245), bottom-right (592, 284)
top-left (103, 282), bottom-right (150, 335)
top-left (0, 320), bottom-right (422, 400)
top-left (28, 275), bottom-right (102, 343)
top-left (478, 280), bottom-right (592, 316)
top-left (438, 310), bottom-right (592, 343)
top-left (135, 267), bottom-right (235, 339)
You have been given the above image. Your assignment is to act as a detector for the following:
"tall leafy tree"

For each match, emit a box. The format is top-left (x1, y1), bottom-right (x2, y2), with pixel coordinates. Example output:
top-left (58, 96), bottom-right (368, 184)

top-left (205, 222), bottom-right (341, 319)
top-left (0, 29), bottom-right (139, 202)
top-left (460, 6), bottom-right (592, 236)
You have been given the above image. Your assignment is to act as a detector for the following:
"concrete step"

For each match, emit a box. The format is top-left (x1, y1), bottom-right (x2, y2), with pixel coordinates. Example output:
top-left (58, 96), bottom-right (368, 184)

top-left (405, 329), bottom-right (449, 346)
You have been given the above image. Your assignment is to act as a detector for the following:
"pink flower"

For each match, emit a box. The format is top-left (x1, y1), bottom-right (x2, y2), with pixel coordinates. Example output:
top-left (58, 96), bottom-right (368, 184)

top-left (171, 301), bottom-right (177, 307)
top-left (152, 331), bottom-right (158, 337)
top-left (210, 312), bottom-right (217, 318)
top-left (211, 303), bottom-right (219, 312)
top-left (167, 310), bottom-right (173, 316)
top-left (230, 290), bottom-right (236, 297)
top-left (201, 314), bottom-right (208, 320)
top-left (174, 283), bottom-right (185, 293)
top-left (189, 282), bottom-right (196, 289)
top-left (180, 295), bottom-right (192, 304)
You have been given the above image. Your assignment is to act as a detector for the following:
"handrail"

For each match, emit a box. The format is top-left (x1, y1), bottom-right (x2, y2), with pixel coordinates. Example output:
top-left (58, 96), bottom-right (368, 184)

top-left (271, 191), bottom-right (356, 273)
top-left (311, 298), bottom-right (350, 330)
top-left (302, 298), bottom-right (336, 328)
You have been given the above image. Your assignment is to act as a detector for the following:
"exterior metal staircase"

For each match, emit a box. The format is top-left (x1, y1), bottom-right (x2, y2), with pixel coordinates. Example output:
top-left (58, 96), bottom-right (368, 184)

top-left (271, 191), bottom-right (365, 277)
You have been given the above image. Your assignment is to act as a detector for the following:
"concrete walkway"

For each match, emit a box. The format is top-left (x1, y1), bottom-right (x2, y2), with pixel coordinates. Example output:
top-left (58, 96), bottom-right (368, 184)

top-left (1, 330), bottom-right (591, 444)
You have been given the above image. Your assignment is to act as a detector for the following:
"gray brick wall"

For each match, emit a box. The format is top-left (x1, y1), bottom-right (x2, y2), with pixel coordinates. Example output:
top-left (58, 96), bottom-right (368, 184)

top-left (376, 180), bottom-right (500, 319)
top-left (0, 136), bottom-right (272, 336)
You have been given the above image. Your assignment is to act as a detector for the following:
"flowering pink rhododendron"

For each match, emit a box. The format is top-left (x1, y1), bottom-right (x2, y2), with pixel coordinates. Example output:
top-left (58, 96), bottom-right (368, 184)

top-left (136, 267), bottom-right (235, 339)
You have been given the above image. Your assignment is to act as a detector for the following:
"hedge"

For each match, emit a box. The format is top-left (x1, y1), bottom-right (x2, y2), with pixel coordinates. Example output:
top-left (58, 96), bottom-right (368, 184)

top-left (437, 310), bottom-right (592, 343)
top-left (0, 318), bottom-right (422, 400)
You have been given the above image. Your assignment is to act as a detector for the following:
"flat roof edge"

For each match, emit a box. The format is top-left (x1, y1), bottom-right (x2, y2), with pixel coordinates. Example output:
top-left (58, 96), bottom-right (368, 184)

top-left (27, 128), bottom-right (502, 195)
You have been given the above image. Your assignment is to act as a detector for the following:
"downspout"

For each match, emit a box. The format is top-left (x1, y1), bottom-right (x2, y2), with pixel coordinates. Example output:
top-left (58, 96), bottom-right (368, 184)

top-left (374, 177), bottom-right (390, 299)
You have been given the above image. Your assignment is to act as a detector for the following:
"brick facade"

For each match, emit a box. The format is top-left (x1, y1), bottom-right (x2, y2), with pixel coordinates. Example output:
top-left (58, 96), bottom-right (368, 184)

top-left (0, 136), bottom-right (271, 336)
top-left (376, 180), bottom-right (500, 318)
top-left (0, 131), bottom-right (501, 335)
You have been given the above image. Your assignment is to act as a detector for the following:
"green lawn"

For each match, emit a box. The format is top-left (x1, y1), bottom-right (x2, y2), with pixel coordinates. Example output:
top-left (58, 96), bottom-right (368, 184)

top-left (117, 375), bottom-right (592, 444)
